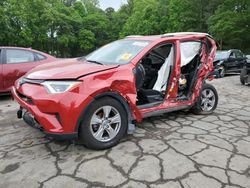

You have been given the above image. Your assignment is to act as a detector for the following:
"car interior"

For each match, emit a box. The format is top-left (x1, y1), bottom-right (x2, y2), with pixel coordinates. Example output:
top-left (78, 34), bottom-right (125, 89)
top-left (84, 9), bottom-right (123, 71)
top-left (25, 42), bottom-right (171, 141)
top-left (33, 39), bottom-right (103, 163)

top-left (135, 44), bottom-right (174, 107)
top-left (136, 42), bottom-right (202, 107)
top-left (177, 41), bottom-right (202, 99)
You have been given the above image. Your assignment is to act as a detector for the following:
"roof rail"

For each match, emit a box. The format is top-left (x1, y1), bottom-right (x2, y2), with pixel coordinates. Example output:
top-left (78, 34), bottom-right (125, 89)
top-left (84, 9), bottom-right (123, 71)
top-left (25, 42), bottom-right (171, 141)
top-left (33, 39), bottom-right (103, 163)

top-left (161, 32), bottom-right (209, 38)
top-left (125, 35), bottom-right (143, 38)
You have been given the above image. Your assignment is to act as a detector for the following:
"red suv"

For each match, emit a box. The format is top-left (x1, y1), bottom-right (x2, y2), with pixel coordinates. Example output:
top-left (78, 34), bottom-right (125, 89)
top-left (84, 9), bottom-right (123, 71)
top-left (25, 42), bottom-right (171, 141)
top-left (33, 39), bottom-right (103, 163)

top-left (12, 32), bottom-right (218, 150)
top-left (0, 47), bottom-right (56, 94)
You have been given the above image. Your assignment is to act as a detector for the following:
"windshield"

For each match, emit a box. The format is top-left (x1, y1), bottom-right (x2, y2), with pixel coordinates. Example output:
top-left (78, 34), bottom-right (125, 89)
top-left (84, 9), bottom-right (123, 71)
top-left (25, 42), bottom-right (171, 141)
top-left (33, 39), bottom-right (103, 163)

top-left (85, 40), bottom-right (150, 65)
top-left (215, 51), bottom-right (228, 60)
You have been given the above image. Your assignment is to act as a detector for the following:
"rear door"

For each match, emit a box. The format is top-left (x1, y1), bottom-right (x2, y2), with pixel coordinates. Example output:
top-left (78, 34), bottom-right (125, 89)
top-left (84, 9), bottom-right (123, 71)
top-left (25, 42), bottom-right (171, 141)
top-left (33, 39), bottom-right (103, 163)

top-left (0, 49), bottom-right (3, 91)
top-left (2, 48), bottom-right (37, 91)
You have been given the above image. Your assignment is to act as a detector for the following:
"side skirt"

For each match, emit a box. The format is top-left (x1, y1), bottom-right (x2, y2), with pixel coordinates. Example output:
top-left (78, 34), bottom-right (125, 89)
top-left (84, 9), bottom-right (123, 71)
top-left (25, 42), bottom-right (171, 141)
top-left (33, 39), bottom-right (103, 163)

top-left (142, 105), bottom-right (191, 118)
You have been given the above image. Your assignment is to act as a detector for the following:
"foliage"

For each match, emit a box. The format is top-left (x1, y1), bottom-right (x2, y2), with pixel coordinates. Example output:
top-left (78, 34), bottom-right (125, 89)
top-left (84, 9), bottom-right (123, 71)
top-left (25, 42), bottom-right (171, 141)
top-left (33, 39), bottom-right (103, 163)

top-left (121, 0), bottom-right (160, 36)
top-left (167, 0), bottom-right (224, 32)
top-left (0, 0), bottom-right (249, 57)
top-left (208, 0), bottom-right (250, 51)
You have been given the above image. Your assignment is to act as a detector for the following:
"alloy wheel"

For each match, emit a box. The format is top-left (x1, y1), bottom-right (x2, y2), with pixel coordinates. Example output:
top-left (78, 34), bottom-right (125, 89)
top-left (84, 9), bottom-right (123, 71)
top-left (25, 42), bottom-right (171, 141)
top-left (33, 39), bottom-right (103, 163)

top-left (200, 89), bottom-right (216, 112)
top-left (90, 106), bottom-right (121, 142)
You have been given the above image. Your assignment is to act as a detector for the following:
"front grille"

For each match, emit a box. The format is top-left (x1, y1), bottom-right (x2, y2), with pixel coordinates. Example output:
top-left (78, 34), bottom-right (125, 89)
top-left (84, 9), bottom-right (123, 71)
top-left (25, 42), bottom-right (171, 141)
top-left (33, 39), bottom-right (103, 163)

top-left (17, 90), bottom-right (33, 104)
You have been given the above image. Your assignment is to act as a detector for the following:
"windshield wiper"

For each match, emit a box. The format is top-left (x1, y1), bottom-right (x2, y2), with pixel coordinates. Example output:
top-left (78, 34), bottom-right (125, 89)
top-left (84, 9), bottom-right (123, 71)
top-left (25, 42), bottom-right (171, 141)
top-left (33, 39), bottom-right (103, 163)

top-left (87, 60), bottom-right (103, 65)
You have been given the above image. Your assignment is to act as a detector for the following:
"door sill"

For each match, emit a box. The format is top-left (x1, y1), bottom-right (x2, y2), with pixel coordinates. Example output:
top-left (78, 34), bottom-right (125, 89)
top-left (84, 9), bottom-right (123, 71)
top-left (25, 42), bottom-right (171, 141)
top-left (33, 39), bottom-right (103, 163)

top-left (142, 105), bottom-right (191, 118)
top-left (137, 101), bottom-right (162, 109)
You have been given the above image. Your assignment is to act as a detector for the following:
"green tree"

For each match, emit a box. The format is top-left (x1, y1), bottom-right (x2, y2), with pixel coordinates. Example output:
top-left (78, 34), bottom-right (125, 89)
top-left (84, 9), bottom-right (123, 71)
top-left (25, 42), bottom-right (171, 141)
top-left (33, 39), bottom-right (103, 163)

top-left (121, 0), bottom-right (163, 36)
top-left (78, 29), bottom-right (95, 52)
top-left (82, 12), bottom-right (110, 46)
top-left (209, 0), bottom-right (250, 52)
top-left (168, 0), bottom-right (224, 32)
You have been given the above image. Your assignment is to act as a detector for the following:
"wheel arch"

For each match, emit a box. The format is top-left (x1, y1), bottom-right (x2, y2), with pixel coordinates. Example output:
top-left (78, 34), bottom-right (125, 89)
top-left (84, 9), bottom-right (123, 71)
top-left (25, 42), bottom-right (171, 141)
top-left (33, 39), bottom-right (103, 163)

top-left (193, 80), bottom-right (212, 105)
top-left (75, 91), bottom-right (135, 135)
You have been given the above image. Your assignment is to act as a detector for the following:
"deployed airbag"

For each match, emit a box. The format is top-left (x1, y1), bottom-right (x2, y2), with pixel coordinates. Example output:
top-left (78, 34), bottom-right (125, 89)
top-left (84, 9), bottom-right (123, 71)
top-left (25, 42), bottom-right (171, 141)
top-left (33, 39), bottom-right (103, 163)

top-left (181, 42), bottom-right (201, 67)
top-left (153, 47), bottom-right (174, 92)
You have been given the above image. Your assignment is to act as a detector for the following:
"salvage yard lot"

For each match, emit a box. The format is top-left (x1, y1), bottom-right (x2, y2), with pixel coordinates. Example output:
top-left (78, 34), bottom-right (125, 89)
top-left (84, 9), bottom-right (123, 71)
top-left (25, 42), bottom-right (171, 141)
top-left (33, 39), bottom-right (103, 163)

top-left (0, 75), bottom-right (250, 188)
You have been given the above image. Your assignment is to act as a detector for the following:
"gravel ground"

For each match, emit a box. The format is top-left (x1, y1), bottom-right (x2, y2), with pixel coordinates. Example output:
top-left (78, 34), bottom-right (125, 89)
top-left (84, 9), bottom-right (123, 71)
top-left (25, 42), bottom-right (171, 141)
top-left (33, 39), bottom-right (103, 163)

top-left (0, 75), bottom-right (250, 188)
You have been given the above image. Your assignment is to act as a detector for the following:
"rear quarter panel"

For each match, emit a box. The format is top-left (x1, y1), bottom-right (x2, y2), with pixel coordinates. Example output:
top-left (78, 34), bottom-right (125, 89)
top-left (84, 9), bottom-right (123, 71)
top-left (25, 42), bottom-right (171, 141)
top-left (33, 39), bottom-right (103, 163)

top-left (190, 37), bottom-right (217, 102)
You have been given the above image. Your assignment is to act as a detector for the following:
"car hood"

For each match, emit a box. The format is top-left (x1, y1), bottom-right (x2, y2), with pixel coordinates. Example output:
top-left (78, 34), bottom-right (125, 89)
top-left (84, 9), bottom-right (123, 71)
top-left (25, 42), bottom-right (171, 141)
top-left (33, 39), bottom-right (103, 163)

top-left (26, 58), bottom-right (119, 80)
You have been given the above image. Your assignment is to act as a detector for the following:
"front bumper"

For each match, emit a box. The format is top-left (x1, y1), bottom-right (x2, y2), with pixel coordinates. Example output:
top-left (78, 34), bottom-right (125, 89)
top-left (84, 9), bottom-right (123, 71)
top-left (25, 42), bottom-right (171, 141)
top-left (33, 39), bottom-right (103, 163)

top-left (11, 84), bottom-right (89, 140)
top-left (18, 109), bottom-right (78, 140)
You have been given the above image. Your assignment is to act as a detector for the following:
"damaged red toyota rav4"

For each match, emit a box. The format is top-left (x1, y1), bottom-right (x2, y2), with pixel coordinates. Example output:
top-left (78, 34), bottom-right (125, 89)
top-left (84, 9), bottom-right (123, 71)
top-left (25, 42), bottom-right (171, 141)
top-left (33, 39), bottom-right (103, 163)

top-left (12, 32), bottom-right (219, 150)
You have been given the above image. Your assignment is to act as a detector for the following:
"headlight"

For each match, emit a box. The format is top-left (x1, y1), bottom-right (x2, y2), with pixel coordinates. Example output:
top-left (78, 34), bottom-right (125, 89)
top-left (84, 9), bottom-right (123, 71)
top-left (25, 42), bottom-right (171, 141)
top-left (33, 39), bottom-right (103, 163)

top-left (41, 81), bottom-right (81, 93)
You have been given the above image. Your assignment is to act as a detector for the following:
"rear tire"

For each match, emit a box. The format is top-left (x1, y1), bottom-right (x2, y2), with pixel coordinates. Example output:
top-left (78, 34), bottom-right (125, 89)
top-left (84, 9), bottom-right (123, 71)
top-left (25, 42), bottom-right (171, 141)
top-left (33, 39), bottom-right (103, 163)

top-left (79, 97), bottom-right (127, 150)
top-left (192, 83), bottom-right (218, 115)
top-left (240, 68), bottom-right (247, 85)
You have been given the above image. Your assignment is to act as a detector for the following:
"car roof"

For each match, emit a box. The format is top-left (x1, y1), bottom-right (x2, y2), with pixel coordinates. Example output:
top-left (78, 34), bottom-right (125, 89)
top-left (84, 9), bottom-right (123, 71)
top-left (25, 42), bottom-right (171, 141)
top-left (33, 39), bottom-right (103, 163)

top-left (228, 49), bottom-right (242, 53)
top-left (0, 46), bottom-right (44, 53)
top-left (125, 32), bottom-right (214, 41)
top-left (0, 46), bottom-right (33, 50)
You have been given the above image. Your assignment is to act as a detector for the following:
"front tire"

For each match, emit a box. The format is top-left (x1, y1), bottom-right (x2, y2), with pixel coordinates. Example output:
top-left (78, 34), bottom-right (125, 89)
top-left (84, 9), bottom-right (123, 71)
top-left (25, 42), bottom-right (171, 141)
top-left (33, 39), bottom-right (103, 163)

top-left (240, 68), bottom-right (247, 85)
top-left (192, 83), bottom-right (218, 115)
top-left (79, 97), bottom-right (127, 150)
top-left (219, 66), bottom-right (226, 78)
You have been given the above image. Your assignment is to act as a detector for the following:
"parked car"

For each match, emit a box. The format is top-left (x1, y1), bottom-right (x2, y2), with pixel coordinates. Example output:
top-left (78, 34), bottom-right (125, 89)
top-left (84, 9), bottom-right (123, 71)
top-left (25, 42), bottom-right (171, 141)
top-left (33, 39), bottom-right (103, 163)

top-left (12, 32), bottom-right (218, 150)
top-left (0, 47), bottom-right (56, 94)
top-left (240, 55), bottom-right (250, 85)
top-left (213, 49), bottom-right (247, 77)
